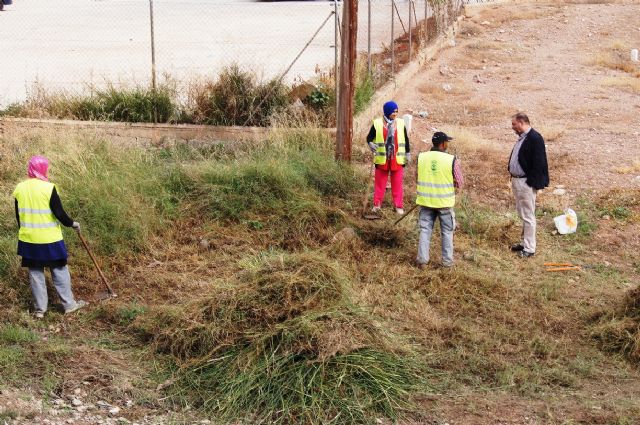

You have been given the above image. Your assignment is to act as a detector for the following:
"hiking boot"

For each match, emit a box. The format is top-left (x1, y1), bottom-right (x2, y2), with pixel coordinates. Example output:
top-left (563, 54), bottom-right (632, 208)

top-left (510, 243), bottom-right (525, 252)
top-left (65, 300), bottom-right (88, 315)
top-left (371, 206), bottom-right (381, 213)
top-left (395, 207), bottom-right (405, 215)
top-left (33, 311), bottom-right (45, 319)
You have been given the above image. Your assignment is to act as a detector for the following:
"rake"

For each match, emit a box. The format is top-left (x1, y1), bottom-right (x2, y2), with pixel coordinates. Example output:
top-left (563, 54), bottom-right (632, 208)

top-left (76, 230), bottom-right (117, 301)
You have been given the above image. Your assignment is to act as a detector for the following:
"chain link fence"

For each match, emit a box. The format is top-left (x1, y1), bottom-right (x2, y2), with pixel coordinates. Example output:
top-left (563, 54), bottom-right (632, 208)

top-left (0, 0), bottom-right (466, 125)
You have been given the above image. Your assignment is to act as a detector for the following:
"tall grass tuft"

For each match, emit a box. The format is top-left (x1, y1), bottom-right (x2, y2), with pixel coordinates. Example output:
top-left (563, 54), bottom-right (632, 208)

top-left (188, 65), bottom-right (290, 126)
top-left (133, 253), bottom-right (430, 424)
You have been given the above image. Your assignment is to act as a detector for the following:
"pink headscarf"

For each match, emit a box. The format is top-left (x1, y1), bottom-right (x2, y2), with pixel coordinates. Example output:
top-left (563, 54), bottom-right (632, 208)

top-left (27, 156), bottom-right (50, 182)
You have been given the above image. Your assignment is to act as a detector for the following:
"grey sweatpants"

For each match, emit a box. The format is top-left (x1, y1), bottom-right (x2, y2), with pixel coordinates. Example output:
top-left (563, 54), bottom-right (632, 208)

top-left (417, 206), bottom-right (456, 266)
top-left (29, 266), bottom-right (76, 313)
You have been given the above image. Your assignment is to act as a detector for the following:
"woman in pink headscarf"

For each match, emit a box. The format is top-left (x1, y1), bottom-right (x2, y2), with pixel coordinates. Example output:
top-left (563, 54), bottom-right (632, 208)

top-left (13, 156), bottom-right (87, 319)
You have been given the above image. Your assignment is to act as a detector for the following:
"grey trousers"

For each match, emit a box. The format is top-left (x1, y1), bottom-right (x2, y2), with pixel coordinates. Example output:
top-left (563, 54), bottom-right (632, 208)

top-left (417, 206), bottom-right (456, 266)
top-left (29, 266), bottom-right (76, 313)
top-left (511, 177), bottom-right (537, 254)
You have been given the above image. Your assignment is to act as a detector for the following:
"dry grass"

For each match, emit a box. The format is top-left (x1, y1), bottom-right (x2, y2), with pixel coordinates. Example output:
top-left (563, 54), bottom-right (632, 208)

top-left (591, 287), bottom-right (640, 362)
top-left (450, 99), bottom-right (514, 127)
top-left (437, 125), bottom-right (497, 155)
top-left (590, 43), bottom-right (640, 77)
top-left (474, 5), bottom-right (558, 27)
top-left (417, 81), bottom-right (471, 101)
top-left (600, 76), bottom-right (640, 94)
top-left (614, 159), bottom-right (640, 174)
top-left (536, 123), bottom-right (566, 143)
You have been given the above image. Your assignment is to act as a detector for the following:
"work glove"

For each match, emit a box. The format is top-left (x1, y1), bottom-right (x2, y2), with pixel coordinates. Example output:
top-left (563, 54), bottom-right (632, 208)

top-left (406, 152), bottom-right (412, 164)
top-left (368, 142), bottom-right (377, 153)
top-left (72, 222), bottom-right (80, 232)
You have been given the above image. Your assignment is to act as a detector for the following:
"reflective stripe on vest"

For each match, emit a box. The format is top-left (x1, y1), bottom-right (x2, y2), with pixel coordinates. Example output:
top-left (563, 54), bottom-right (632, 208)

top-left (416, 151), bottom-right (456, 208)
top-left (13, 179), bottom-right (64, 244)
top-left (372, 118), bottom-right (406, 165)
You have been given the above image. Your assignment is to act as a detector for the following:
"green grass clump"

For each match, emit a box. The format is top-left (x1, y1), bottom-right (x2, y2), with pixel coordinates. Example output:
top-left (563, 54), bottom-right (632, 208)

top-left (0, 325), bottom-right (38, 344)
top-left (134, 253), bottom-right (428, 424)
top-left (186, 132), bottom-right (361, 246)
top-left (355, 72), bottom-right (376, 115)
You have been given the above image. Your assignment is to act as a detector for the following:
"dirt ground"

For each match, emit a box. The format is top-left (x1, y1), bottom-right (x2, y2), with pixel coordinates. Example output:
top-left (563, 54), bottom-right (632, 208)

top-left (391, 1), bottom-right (640, 423)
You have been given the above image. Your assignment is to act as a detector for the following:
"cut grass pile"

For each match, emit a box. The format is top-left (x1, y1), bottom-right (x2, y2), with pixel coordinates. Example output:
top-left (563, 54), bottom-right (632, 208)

top-left (591, 286), bottom-right (640, 362)
top-left (132, 253), bottom-right (429, 424)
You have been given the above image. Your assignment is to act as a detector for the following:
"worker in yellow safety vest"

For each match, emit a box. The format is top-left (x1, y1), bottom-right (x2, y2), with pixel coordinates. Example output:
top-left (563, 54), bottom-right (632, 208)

top-left (366, 100), bottom-right (411, 215)
top-left (13, 156), bottom-right (87, 319)
top-left (415, 132), bottom-right (464, 268)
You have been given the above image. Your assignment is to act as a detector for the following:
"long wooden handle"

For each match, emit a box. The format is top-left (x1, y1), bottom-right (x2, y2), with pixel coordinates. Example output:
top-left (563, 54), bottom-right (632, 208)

top-left (361, 161), bottom-right (376, 217)
top-left (77, 231), bottom-right (115, 295)
top-left (394, 204), bottom-right (419, 225)
top-left (545, 267), bottom-right (581, 272)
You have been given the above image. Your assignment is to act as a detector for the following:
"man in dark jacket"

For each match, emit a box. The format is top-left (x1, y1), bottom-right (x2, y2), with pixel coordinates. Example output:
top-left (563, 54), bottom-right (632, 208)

top-left (508, 113), bottom-right (549, 258)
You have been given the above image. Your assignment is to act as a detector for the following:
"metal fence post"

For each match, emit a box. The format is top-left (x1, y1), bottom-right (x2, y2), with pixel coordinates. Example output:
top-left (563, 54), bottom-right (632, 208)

top-left (424, 0), bottom-right (428, 47)
top-left (408, 1), bottom-right (412, 62)
top-left (391, 0), bottom-right (395, 75)
top-left (149, 0), bottom-right (158, 124)
top-left (367, 0), bottom-right (372, 74)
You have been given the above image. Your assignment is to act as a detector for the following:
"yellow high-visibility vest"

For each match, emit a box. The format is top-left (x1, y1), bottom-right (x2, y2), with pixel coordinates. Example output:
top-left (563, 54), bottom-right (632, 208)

top-left (416, 151), bottom-right (456, 208)
top-left (13, 179), bottom-right (64, 244)
top-left (372, 118), bottom-right (406, 165)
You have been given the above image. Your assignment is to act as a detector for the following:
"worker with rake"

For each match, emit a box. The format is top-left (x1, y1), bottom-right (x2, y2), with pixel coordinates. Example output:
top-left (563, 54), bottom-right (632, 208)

top-left (13, 156), bottom-right (88, 319)
top-left (366, 100), bottom-right (411, 215)
top-left (415, 132), bottom-right (464, 268)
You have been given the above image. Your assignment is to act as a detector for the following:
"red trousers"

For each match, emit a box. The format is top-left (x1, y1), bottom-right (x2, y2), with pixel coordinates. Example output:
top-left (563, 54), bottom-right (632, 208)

top-left (373, 166), bottom-right (404, 208)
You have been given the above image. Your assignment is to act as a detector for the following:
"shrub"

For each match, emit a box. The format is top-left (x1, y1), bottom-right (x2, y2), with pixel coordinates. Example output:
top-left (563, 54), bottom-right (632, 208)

top-left (190, 65), bottom-right (290, 126)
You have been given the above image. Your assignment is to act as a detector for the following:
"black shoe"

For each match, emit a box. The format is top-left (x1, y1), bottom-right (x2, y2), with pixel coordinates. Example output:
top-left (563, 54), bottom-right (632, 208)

top-left (510, 243), bottom-right (525, 252)
top-left (518, 250), bottom-right (534, 258)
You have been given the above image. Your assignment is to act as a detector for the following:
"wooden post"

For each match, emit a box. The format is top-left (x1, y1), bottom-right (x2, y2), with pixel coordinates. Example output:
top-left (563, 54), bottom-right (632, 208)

top-left (335, 0), bottom-right (358, 162)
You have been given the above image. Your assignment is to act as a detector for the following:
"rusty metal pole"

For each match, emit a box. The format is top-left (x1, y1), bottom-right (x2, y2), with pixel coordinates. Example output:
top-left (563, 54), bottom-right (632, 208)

top-left (335, 0), bottom-right (358, 162)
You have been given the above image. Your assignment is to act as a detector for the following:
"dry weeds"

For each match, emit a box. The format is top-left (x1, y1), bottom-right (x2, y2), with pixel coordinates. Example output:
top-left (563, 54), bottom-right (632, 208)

top-left (600, 76), bottom-right (640, 94)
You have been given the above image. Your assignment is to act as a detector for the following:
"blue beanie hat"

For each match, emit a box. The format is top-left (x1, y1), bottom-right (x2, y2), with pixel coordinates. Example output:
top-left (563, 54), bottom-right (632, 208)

top-left (383, 101), bottom-right (398, 118)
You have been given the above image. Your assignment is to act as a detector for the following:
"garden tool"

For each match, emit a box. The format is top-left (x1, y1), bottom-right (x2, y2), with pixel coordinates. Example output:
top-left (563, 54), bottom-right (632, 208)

top-left (394, 204), bottom-right (419, 225)
top-left (544, 262), bottom-right (581, 272)
top-left (361, 160), bottom-right (381, 220)
top-left (77, 231), bottom-right (117, 300)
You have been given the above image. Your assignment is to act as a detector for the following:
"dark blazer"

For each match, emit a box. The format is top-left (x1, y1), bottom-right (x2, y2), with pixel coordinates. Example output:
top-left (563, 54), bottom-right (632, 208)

top-left (508, 128), bottom-right (549, 190)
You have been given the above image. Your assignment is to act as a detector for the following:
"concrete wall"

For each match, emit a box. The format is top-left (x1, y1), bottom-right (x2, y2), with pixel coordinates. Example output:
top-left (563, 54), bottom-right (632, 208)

top-left (0, 118), bottom-right (275, 147)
